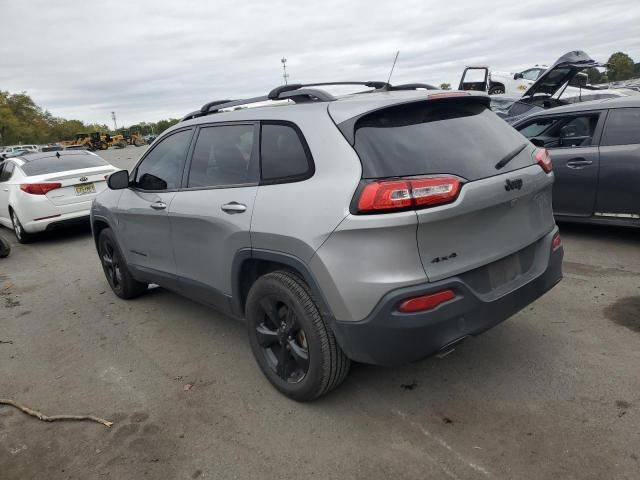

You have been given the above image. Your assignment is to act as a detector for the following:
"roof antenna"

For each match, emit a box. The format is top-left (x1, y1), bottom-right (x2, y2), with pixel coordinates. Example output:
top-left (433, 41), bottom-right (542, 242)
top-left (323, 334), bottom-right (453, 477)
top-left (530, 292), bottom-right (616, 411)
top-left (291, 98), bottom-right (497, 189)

top-left (386, 51), bottom-right (400, 87)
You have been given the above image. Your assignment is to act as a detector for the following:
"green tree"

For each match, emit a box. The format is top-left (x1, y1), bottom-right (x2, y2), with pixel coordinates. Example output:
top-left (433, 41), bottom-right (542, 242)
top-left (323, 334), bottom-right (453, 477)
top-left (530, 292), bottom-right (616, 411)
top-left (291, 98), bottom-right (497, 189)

top-left (586, 68), bottom-right (602, 84)
top-left (607, 52), bottom-right (635, 82)
top-left (439, 83), bottom-right (451, 90)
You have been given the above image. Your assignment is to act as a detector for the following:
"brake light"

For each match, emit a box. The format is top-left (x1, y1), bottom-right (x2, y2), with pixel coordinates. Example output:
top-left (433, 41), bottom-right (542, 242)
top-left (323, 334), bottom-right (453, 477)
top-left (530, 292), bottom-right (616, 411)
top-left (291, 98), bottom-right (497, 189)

top-left (357, 177), bottom-right (461, 213)
top-left (552, 232), bottom-right (562, 251)
top-left (399, 289), bottom-right (456, 313)
top-left (535, 148), bottom-right (553, 173)
top-left (20, 183), bottom-right (62, 195)
top-left (428, 92), bottom-right (470, 100)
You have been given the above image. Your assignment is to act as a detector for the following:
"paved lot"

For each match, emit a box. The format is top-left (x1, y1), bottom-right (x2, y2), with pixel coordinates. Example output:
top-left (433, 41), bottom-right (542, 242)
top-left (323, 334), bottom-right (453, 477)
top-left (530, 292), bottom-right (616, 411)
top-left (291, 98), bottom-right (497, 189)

top-left (1, 146), bottom-right (639, 479)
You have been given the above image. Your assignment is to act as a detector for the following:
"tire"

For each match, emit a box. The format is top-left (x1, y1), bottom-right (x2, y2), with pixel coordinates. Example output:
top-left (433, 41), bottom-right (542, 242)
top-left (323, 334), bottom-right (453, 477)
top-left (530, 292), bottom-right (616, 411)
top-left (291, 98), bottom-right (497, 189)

top-left (100, 141), bottom-right (109, 150)
top-left (489, 85), bottom-right (505, 95)
top-left (10, 209), bottom-right (36, 244)
top-left (246, 271), bottom-right (350, 401)
top-left (98, 228), bottom-right (148, 299)
top-left (0, 235), bottom-right (10, 258)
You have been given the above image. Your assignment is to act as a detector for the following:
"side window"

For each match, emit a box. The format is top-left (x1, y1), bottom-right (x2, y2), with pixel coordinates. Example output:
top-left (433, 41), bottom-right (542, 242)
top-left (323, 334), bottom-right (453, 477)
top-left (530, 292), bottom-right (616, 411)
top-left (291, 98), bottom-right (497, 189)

top-left (260, 123), bottom-right (312, 182)
top-left (521, 69), bottom-right (540, 81)
top-left (134, 129), bottom-right (192, 190)
top-left (0, 162), bottom-right (14, 182)
top-left (601, 108), bottom-right (640, 146)
top-left (187, 124), bottom-right (257, 188)
top-left (518, 118), bottom-right (560, 138)
top-left (557, 115), bottom-right (599, 148)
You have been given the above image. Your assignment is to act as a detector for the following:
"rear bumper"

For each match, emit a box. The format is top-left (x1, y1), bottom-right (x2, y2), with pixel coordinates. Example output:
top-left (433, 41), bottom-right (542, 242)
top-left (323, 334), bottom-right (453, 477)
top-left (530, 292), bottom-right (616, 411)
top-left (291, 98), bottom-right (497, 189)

top-left (331, 230), bottom-right (563, 366)
top-left (23, 210), bottom-right (90, 233)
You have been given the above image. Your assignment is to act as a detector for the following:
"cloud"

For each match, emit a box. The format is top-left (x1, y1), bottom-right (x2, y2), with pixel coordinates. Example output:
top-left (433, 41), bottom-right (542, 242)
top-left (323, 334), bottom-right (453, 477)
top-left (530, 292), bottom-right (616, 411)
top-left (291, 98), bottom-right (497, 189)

top-left (1, 0), bottom-right (638, 125)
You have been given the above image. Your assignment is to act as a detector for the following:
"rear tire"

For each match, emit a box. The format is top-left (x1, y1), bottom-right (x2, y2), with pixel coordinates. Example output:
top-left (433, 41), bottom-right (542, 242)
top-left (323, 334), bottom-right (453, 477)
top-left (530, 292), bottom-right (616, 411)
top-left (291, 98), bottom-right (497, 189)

top-left (0, 235), bottom-right (10, 258)
top-left (11, 210), bottom-right (36, 244)
top-left (98, 228), bottom-right (148, 299)
top-left (246, 271), bottom-right (350, 401)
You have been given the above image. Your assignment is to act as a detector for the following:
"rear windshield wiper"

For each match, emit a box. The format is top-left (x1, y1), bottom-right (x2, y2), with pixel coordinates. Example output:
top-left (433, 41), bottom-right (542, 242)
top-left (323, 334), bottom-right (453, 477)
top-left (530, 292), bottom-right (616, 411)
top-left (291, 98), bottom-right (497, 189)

top-left (495, 143), bottom-right (528, 170)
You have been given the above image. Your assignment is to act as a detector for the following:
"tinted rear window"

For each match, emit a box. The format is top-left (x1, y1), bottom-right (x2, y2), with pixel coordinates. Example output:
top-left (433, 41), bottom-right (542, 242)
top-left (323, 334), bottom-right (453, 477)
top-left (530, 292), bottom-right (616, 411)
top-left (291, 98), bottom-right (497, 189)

top-left (21, 154), bottom-right (108, 176)
top-left (354, 101), bottom-right (531, 180)
top-left (601, 108), bottom-right (640, 146)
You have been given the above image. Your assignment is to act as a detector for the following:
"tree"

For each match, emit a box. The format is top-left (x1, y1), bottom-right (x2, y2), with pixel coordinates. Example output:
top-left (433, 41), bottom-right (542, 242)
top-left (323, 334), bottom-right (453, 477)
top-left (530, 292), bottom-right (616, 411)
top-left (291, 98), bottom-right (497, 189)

top-left (586, 67), bottom-right (602, 84)
top-left (439, 83), bottom-right (451, 90)
top-left (607, 52), bottom-right (635, 82)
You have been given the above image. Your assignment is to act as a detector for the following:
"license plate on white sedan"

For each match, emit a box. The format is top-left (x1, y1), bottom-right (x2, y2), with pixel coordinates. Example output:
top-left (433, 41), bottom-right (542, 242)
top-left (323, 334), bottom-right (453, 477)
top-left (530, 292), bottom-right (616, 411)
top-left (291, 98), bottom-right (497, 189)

top-left (74, 183), bottom-right (96, 195)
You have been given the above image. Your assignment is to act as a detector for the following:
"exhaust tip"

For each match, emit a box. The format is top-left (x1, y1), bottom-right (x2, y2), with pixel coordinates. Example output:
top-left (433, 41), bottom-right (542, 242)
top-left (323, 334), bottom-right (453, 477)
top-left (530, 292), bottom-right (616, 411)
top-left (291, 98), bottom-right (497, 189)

top-left (436, 335), bottom-right (471, 358)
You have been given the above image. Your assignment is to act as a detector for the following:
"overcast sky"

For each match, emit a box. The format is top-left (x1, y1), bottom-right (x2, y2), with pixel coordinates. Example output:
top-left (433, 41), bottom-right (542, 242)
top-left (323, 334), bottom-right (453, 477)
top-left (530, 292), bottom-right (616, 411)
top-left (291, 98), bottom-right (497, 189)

top-left (1, 0), bottom-right (639, 126)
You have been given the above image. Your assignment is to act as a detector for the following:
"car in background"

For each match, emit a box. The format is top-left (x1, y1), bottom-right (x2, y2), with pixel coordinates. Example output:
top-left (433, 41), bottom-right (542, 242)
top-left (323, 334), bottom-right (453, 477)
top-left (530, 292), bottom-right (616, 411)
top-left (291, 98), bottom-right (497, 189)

top-left (0, 150), bottom-right (118, 242)
top-left (1, 148), bottom-right (34, 159)
top-left (460, 65), bottom-right (548, 95)
top-left (513, 96), bottom-right (640, 227)
top-left (41, 143), bottom-right (64, 152)
top-left (64, 144), bottom-right (88, 151)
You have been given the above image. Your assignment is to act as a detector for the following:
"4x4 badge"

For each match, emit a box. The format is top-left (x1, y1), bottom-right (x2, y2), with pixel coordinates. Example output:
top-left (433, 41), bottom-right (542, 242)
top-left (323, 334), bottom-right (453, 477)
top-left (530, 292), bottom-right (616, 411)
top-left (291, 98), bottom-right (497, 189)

top-left (505, 178), bottom-right (523, 191)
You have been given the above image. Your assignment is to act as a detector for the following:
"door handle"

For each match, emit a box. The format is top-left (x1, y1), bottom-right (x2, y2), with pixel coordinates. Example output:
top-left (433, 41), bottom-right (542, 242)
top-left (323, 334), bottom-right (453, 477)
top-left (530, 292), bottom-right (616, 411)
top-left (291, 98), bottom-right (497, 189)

top-left (221, 202), bottom-right (247, 214)
top-left (2, 188), bottom-right (8, 192)
top-left (150, 201), bottom-right (167, 210)
top-left (566, 159), bottom-right (593, 169)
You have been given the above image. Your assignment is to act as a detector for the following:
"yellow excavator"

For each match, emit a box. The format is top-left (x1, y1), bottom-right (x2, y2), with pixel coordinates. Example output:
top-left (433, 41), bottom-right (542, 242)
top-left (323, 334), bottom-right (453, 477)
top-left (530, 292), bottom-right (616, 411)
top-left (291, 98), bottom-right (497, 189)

top-left (118, 129), bottom-right (146, 147)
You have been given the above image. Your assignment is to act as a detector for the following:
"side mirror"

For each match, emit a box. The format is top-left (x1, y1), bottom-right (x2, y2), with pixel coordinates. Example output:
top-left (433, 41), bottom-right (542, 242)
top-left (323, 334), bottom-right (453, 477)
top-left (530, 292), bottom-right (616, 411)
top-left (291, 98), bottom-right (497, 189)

top-left (530, 138), bottom-right (545, 148)
top-left (514, 72), bottom-right (523, 80)
top-left (107, 169), bottom-right (130, 190)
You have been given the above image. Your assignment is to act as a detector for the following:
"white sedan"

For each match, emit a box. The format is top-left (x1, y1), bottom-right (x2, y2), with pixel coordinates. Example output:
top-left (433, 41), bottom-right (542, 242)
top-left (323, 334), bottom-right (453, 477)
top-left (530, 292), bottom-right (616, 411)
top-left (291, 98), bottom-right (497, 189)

top-left (0, 150), bottom-right (118, 242)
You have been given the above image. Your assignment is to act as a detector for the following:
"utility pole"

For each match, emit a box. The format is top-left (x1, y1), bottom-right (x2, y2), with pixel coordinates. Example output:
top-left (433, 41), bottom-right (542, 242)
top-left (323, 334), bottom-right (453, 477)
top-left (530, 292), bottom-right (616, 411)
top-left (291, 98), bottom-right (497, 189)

top-left (281, 58), bottom-right (289, 85)
top-left (111, 111), bottom-right (117, 131)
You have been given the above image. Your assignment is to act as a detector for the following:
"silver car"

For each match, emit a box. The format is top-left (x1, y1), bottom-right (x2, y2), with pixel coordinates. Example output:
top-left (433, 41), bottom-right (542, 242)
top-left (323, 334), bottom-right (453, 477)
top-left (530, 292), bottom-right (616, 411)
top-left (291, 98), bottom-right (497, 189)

top-left (91, 82), bottom-right (563, 401)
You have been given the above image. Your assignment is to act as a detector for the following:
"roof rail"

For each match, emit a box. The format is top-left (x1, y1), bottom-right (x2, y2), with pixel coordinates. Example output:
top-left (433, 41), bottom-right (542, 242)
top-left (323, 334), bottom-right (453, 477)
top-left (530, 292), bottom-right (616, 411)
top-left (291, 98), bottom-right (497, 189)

top-left (267, 81), bottom-right (389, 100)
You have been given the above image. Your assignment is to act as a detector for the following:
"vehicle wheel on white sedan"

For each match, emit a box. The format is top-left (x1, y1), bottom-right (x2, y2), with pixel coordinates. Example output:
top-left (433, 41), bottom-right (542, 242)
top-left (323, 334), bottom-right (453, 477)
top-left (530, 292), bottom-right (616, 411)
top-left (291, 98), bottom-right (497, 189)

top-left (246, 271), bottom-right (350, 401)
top-left (489, 85), bottom-right (505, 95)
top-left (10, 210), bottom-right (36, 244)
top-left (98, 228), bottom-right (148, 299)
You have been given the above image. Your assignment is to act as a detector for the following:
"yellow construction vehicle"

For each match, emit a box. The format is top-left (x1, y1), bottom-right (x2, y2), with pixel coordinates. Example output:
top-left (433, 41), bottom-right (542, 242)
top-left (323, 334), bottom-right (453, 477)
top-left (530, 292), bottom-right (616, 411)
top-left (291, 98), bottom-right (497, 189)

top-left (118, 129), bottom-right (146, 147)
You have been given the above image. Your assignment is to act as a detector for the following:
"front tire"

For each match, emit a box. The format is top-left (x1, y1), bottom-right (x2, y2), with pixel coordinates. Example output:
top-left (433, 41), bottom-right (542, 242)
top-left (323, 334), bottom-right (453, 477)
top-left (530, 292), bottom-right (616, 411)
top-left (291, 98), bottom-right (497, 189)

top-left (98, 228), bottom-right (148, 299)
top-left (246, 271), bottom-right (350, 401)
top-left (489, 85), bottom-right (505, 95)
top-left (11, 210), bottom-right (36, 244)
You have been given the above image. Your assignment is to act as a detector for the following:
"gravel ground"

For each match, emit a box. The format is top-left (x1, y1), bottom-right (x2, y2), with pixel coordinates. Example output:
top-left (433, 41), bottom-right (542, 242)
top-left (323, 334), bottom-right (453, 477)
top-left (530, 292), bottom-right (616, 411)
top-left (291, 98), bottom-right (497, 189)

top-left (0, 146), bottom-right (639, 479)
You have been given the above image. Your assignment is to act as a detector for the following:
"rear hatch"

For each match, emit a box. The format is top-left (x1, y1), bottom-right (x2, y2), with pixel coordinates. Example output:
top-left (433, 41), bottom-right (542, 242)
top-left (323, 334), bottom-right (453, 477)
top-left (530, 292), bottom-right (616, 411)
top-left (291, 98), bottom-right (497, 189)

top-left (338, 95), bottom-right (555, 282)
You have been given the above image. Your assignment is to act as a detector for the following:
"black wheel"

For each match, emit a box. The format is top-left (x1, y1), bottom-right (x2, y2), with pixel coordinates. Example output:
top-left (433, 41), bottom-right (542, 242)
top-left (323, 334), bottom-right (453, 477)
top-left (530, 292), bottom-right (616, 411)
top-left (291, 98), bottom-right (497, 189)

top-left (246, 271), bottom-right (350, 401)
top-left (0, 235), bottom-right (10, 258)
top-left (489, 85), bottom-right (505, 95)
top-left (98, 228), bottom-right (148, 299)
top-left (10, 209), bottom-right (36, 244)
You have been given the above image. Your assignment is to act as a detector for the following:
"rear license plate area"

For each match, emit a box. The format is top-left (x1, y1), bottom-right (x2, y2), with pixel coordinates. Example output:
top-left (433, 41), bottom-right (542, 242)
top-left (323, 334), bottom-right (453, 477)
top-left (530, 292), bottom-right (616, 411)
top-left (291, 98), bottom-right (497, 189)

top-left (74, 183), bottom-right (96, 195)
top-left (488, 253), bottom-right (522, 289)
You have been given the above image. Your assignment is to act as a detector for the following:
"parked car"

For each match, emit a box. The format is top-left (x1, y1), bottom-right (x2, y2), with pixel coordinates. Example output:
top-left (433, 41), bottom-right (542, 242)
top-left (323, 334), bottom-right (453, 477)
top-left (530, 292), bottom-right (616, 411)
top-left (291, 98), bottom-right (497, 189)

top-left (513, 96), bottom-right (640, 226)
top-left (91, 83), bottom-right (563, 400)
top-left (41, 143), bottom-right (64, 152)
top-left (460, 65), bottom-right (548, 95)
top-left (0, 150), bottom-right (118, 242)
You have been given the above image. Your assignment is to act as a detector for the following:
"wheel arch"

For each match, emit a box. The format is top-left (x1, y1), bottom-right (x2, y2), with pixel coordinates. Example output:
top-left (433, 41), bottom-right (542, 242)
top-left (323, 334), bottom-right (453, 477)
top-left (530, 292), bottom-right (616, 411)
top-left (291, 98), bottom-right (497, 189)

top-left (231, 249), bottom-right (336, 324)
top-left (91, 216), bottom-right (112, 250)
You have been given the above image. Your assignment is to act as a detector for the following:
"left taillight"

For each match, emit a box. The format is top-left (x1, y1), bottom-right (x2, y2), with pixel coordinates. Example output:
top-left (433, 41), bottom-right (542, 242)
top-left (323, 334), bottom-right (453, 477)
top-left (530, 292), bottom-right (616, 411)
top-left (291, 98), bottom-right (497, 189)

top-left (20, 183), bottom-right (62, 195)
top-left (357, 176), bottom-right (462, 213)
top-left (535, 148), bottom-right (553, 173)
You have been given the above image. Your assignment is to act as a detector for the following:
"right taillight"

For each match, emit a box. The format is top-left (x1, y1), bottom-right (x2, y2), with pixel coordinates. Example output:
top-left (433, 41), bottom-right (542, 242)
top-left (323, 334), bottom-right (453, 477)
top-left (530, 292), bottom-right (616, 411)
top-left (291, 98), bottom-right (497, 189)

top-left (535, 148), bottom-right (553, 173)
top-left (552, 232), bottom-right (562, 251)
top-left (357, 176), bottom-right (461, 213)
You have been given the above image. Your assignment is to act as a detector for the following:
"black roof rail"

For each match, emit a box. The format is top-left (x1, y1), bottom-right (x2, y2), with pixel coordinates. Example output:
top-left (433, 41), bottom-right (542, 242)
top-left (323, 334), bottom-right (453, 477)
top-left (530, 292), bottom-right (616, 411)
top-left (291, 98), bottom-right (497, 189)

top-left (389, 83), bottom-right (438, 91)
top-left (278, 88), bottom-right (336, 102)
top-left (200, 99), bottom-right (235, 113)
top-left (268, 81), bottom-right (389, 100)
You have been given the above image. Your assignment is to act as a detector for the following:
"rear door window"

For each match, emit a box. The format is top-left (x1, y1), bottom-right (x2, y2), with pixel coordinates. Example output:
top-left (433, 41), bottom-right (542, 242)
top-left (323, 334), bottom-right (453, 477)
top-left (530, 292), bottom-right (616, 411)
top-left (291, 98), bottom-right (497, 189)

top-left (601, 108), bottom-right (640, 146)
top-left (353, 101), bottom-right (531, 181)
top-left (518, 114), bottom-right (600, 148)
top-left (0, 161), bottom-right (14, 181)
top-left (260, 123), bottom-right (313, 182)
top-left (187, 124), bottom-right (258, 188)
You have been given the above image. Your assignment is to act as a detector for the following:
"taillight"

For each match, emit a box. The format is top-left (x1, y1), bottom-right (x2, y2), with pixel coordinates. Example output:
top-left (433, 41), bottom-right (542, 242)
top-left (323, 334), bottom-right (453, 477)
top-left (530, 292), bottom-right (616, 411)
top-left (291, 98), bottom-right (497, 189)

top-left (535, 148), bottom-right (552, 173)
top-left (398, 289), bottom-right (456, 313)
top-left (357, 176), bottom-right (461, 213)
top-left (552, 232), bottom-right (562, 251)
top-left (20, 183), bottom-right (62, 195)
top-left (427, 92), bottom-right (470, 100)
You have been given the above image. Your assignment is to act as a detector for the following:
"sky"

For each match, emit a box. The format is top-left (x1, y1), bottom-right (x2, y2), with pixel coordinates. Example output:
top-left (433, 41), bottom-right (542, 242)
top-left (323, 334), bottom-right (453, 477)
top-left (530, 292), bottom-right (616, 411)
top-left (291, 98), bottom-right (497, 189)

top-left (1, 0), bottom-right (639, 126)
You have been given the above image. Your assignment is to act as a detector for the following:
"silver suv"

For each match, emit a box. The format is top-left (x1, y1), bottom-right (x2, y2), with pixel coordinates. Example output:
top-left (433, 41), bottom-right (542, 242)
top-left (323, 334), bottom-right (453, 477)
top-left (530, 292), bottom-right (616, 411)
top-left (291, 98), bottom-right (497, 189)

top-left (91, 82), bottom-right (563, 401)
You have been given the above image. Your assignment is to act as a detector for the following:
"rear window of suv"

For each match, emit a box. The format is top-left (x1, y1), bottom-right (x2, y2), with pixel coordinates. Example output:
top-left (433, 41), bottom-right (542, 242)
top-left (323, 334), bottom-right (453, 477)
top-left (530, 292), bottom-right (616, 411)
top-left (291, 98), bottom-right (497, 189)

top-left (354, 101), bottom-right (532, 181)
top-left (21, 154), bottom-right (108, 176)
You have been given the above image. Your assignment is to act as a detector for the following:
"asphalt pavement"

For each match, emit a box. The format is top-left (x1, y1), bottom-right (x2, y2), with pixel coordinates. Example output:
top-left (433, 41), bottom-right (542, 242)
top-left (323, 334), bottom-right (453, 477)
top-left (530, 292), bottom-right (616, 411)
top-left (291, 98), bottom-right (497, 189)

top-left (1, 146), bottom-right (638, 479)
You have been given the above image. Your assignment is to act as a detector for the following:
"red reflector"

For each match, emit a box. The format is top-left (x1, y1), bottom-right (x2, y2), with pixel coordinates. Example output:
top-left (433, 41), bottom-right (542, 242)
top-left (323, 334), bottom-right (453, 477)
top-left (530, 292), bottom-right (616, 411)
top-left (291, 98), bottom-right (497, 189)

top-left (398, 290), bottom-right (456, 313)
top-left (552, 232), bottom-right (562, 250)
top-left (20, 183), bottom-right (62, 195)
top-left (33, 214), bottom-right (62, 221)
top-left (358, 177), bottom-right (461, 213)
top-left (535, 148), bottom-right (553, 173)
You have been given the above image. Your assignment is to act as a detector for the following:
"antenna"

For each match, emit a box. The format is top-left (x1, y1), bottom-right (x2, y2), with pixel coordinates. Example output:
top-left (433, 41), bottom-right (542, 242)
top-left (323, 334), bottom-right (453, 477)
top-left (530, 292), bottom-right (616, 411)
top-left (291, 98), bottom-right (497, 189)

top-left (386, 51), bottom-right (400, 85)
